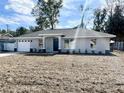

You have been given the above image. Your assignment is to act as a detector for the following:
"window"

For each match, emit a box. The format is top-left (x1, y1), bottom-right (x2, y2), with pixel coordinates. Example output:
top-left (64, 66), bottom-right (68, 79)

top-left (70, 39), bottom-right (74, 42)
top-left (39, 39), bottom-right (43, 48)
top-left (64, 39), bottom-right (74, 49)
top-left (90, 39), bottom-right (96, 49)
top-left (64, 39), bottom-right (70, 49)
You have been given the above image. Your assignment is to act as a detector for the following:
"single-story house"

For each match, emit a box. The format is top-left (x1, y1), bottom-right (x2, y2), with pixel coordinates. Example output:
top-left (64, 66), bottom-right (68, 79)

top-left (14, 28), bottom-right (116, 54)
top-left (0, 33), bottom-right (15, 52)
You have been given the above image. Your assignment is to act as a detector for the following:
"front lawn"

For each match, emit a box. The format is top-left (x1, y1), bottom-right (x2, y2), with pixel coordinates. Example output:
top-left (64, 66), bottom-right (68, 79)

top-left (0, 51), bottom-right (124, 93)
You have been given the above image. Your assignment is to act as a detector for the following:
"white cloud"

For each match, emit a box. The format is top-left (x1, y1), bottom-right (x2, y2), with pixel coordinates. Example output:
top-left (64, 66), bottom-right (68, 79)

top-left (2, 0), bottom-right (86, 29)
top-left (56, 19), bottom-right (81, 28)
top-left (0, 14), bottom-right (35, 26)
top-left (0, 16), bottom-right (19, 25)
top-left (62, 0), bottom-right (81, 10)
top-left (5, 0), bottom-right (35, 15)
top-left (2, 0), bottom-right (36, 27)
top-left (59, 0), bottom-right (82, 19)
top-left (13, 14), bottom-right (35, 24)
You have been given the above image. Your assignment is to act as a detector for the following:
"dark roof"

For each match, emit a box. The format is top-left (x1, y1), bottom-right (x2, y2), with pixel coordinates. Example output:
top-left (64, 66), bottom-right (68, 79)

top-left (17, 28), bottom-right (116, 38)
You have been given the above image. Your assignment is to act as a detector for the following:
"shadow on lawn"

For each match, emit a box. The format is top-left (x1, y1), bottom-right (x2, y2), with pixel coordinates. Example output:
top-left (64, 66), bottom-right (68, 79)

top-left (21, 52), bottom-right (117, 57)
top-left (23, 53), bottom-right (56, 56)
top-left (58, 53), bottom-right (117, 57)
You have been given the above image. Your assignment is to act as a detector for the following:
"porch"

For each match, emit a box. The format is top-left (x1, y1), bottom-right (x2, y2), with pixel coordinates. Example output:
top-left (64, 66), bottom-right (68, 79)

top-left (15, 34), bottom-right (63, 53)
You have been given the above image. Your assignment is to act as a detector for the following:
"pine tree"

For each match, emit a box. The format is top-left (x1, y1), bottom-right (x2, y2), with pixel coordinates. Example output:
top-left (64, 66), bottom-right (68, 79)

top-left (105, 6), bottom-right (124, 39)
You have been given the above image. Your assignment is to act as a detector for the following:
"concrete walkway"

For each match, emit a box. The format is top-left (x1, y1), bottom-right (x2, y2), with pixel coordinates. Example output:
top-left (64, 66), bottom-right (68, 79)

top-left (0, 53), bottom-right (16, 57)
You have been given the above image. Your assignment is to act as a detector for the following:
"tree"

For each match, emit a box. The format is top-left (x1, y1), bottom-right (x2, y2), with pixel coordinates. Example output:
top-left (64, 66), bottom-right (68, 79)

top-left (16, 27), bottom-right (29, 36)
top-left (29, 26), bottom-right (41, 32)
top-left (1, 29), bottom-right (6, 34)
top-left (105, 5), bottom-right (124, 38)
top-left (80, 2), bottom-right (92, 29)
top-left (93, 9), bottom-right (107, 32)
top-left (32, 0), bottom-right (63, 30)
top-left (29, 26), bottom-right (36, 32)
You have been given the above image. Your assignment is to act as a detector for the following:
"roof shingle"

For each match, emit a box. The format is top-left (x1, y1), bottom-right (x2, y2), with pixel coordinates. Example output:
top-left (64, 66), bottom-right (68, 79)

top-left (17, 28), bottom-right (116, 38)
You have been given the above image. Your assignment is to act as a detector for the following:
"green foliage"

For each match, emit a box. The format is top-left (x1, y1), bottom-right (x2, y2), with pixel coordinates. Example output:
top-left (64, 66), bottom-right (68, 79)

top-left (0, 29), bottom-right (16, 37)
top-left (93, 9), bottom-right (107, 32)
top-left (16, 27), bottom-right (29, 36)
top-left (93, 4), bottom-right (124, 40)
top-left (29, 26), bottom-right (36, 32)
top-left (32, 0), bottom-right (63, 30)
top-left (105, 6), bottom-right (124, 38)
top-left (29, 26), bottom-right (41, 32)
top-left (0, 29), bottom-right (6, 34)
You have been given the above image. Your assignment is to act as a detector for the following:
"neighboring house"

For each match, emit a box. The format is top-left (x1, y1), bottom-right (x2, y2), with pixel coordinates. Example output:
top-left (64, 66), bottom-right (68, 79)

top-left (14, 28), bottom-right (116, 54)
top-left (0, 33), bottom-right (15, 52)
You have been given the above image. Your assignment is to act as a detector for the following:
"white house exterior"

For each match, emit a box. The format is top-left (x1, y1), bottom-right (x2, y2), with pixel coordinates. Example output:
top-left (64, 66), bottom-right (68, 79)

top-left (14, 28), bottom-right (116, 54)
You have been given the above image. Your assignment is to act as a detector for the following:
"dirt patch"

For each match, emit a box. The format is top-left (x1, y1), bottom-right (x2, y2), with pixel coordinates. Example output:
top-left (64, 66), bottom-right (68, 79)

top-left (0, 51), bottom-right (124, 93)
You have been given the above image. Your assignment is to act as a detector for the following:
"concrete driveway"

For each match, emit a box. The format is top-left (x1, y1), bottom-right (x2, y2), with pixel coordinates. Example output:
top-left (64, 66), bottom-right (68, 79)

top-left (0, 53), bottom-right (16, 57)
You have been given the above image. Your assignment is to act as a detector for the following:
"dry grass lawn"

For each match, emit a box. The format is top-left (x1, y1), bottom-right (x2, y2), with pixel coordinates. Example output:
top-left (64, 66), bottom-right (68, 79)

top-left (0, 51), bottom-right (124, 93)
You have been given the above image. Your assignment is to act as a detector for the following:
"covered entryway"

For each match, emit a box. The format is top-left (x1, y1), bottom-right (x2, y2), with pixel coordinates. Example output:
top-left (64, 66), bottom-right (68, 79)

top-left (38, 34), bottom-right (63, 53)
top-left (53, 38), bottom-right (59, 51)
top-left (18, 42), bottom-right (30, 52)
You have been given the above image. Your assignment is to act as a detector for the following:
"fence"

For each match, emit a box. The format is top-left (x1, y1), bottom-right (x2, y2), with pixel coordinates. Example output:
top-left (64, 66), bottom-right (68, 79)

top-left (113, 41), bottom-right (124, 51)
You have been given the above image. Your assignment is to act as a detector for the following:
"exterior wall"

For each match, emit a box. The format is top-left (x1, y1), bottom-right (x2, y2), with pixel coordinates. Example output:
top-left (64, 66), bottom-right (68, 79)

top-left (74, 38), bottom-right (91, 53)
top-left (30, 39), bottom-right (39, 50)
top-left (14, 37), bottom-right (111, 54)
top-left (30, 38), bottom-right (54, 52)
top-left (15, 39), bottom-right (40, 52)
top-left (61, 38), bottom-right (91, 53)
top-left (95, 38), bottom-right (110, 54)
top-left (61, 38), bottom-right (110, 54)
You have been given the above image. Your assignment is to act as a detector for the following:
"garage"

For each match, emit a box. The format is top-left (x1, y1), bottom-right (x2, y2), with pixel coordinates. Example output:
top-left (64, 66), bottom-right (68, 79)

top-left (18, 41), bottom-right (30, 52)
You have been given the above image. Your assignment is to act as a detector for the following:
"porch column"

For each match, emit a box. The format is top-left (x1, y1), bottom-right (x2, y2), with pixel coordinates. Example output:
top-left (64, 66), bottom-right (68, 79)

top-left (58, 36), bottom-right (62, 53)
top-left (42, 37), bottom-right (46, 53)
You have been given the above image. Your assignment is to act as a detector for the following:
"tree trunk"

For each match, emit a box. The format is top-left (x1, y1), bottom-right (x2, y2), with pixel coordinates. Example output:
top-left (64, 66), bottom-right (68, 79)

top-left (51, 24), bottom-right (54, 29)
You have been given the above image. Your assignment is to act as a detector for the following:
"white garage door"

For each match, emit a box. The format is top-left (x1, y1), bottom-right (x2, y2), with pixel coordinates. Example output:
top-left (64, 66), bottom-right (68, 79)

top-left (18, 42), bottom-right (30, 52)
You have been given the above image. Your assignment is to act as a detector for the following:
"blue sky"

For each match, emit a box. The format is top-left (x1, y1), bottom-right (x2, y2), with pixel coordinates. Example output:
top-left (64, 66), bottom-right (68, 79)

top-left (0, 0), bottom-right (106, 31)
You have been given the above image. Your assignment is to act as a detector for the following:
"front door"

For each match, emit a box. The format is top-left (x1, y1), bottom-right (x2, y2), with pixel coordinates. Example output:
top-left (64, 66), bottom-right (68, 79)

top-left (53, 38), bottom-right (59, 51)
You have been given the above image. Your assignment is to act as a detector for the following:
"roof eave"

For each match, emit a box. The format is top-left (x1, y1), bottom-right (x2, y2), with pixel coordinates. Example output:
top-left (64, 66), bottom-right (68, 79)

top-left (64, 36), bottom-right (116, 38)
top-left (38, 34), bottom-right (64, 36)
top-left (14, 37), bottom-right (42, 40)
